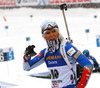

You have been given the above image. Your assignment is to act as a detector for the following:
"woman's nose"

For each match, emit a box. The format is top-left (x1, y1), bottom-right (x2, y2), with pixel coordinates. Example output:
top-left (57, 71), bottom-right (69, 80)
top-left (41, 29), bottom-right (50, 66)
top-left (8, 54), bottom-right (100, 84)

top-left (50, 33), bottom-right (54, 37)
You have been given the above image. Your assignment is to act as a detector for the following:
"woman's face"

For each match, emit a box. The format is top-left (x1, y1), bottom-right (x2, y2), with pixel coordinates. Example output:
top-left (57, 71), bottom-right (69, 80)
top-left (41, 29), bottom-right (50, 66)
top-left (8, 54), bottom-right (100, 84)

top-left (44, 29), bottom-right (59, 41)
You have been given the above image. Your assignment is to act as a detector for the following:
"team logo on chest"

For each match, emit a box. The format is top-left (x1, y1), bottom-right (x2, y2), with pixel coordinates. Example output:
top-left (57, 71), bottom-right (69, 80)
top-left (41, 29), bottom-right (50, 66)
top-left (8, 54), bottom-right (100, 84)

top-left (46, 55), bottom-right (61, 60)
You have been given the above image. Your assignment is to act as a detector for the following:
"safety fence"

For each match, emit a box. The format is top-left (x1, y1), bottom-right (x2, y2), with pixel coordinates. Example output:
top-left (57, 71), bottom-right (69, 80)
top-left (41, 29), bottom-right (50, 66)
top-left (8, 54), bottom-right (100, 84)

top-left (0, 0), bottom-right (100, 8)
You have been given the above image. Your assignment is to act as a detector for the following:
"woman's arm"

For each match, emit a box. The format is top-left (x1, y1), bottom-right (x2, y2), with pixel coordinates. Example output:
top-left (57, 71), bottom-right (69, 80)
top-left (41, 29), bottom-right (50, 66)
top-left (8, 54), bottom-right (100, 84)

top-left (65, 42), bottom-right (93, 88)
top-left (23, 48), bottom-right (46, 71)
top-left (76, 55), bottom-right (93, 88)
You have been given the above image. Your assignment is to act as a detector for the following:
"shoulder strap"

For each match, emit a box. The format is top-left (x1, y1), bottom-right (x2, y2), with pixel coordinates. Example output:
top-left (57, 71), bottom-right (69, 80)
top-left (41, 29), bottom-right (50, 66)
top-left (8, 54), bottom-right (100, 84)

top-left (44, 48), bottom-right (48, 57)
top-left (61, 39), bottom-right (77, 85)
top-left (60, 39), bottom-right (73, 70)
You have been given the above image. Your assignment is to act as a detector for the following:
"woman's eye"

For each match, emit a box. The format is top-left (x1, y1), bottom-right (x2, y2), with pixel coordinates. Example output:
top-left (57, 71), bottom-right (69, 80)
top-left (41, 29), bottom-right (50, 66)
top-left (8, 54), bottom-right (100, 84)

top-left (52, 30), bottom-right (56, 33)
top-left (46, 32), bottom-right (50, 34)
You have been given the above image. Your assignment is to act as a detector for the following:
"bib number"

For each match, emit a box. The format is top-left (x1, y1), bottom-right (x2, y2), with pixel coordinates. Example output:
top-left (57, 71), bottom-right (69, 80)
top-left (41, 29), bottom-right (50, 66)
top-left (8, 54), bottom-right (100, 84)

top-left (51, 69), bottom-right (59, 79)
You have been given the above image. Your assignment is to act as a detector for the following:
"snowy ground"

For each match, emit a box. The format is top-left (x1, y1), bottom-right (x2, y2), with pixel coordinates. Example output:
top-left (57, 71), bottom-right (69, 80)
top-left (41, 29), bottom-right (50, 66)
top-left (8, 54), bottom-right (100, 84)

top-left (0, 7), bottom-right (100, 88)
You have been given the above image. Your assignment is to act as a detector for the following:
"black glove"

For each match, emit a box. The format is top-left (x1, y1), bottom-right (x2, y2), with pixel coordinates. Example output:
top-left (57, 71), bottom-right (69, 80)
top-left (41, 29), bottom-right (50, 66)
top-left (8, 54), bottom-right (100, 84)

top-left (24, 45), bottom-right (37, 58)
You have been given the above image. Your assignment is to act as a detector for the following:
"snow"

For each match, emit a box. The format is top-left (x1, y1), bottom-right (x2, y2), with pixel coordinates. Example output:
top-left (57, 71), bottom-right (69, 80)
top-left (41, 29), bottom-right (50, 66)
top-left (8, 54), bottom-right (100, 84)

top-left (0, 7), bottom-right (100, 88)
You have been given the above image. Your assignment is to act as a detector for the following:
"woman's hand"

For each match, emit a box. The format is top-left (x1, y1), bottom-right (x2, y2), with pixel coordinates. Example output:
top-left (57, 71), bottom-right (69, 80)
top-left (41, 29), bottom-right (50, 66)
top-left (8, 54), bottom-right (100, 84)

top-left (24, 45), bottom-right (37, 58)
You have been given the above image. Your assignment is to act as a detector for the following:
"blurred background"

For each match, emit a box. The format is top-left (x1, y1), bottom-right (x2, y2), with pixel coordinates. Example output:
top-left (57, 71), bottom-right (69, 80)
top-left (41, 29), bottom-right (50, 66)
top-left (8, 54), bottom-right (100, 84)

top-left (0, 0), bottom-right (100, 88)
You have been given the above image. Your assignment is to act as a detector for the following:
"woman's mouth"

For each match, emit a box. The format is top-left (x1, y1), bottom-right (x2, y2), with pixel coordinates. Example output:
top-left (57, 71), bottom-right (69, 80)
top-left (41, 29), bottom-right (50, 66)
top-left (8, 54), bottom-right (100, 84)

top-left (50, 38), bottom-right (55, 41)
